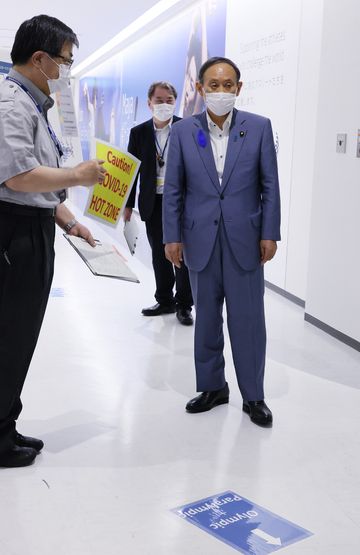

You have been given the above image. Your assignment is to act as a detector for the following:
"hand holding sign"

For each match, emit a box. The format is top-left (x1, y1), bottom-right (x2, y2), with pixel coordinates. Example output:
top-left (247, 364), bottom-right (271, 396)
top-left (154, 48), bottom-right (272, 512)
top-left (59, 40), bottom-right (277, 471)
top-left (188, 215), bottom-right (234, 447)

top-left (73, 159), bottom-right (106, 186)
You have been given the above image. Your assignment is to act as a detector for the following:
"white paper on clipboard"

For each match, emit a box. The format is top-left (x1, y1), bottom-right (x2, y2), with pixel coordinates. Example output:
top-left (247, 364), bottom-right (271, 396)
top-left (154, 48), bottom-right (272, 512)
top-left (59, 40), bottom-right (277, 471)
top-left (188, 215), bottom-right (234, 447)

top-left (64, 234), bottom-right (139, 283)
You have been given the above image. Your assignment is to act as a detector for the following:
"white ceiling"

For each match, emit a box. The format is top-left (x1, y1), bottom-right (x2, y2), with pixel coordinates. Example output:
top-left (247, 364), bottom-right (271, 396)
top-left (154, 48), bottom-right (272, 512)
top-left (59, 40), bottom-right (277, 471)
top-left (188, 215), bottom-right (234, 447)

top-left (1, 1), bottom-right (160, 66)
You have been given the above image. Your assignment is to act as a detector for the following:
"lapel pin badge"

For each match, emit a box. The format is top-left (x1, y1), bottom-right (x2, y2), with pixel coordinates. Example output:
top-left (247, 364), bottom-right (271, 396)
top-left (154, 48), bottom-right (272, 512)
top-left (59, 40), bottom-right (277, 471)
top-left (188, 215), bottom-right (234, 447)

top-left (239, 131), bottom-right (246, 138)
top-left (197, 129), bottom-right (207, 148)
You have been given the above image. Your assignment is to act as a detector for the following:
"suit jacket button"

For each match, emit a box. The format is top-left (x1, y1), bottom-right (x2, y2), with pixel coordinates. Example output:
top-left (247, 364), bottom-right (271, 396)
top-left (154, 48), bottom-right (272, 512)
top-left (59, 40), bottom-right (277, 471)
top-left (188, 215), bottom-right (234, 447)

top-left (220, 194), bottom-right (224, 200)
top-left (214, 220), bottom-right (218, 225)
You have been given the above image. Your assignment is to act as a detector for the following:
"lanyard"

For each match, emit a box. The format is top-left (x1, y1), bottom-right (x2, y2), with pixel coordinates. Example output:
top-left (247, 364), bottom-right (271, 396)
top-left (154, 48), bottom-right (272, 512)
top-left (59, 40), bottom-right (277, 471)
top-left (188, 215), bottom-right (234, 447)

top-left (153, 128), bottom-right (170, 167)
top-left (6, 76), bottom-right (64, 158)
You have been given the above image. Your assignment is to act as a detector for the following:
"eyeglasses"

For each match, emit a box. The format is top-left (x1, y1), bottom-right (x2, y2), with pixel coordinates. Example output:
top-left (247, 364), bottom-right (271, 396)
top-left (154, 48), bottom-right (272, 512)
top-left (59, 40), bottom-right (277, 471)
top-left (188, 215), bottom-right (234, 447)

top-left (56, 55), bottom-right (74, 68)
top-left (44, 52), bottom-right (74, 68)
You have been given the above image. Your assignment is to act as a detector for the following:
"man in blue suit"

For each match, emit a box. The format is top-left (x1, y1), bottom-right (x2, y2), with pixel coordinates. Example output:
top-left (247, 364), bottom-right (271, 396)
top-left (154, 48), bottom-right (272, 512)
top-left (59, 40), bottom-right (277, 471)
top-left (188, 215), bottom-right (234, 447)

top-left (163, 57), bottom-right (280, 426)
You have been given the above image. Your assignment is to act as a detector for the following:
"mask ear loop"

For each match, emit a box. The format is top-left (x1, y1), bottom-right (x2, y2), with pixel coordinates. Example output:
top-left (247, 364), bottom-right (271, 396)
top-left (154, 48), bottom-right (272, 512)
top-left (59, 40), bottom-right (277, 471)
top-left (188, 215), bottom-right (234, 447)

top-left (33, 52), bottom-right (54, 81)
top-left (44, 52), bottom-right (61, 69)
top-left (38, 67), bottom-right (51, 81)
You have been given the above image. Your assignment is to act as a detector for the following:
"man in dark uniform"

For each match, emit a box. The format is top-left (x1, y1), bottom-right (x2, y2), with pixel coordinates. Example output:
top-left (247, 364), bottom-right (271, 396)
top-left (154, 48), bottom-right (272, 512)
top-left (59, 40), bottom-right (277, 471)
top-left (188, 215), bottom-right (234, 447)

top-left (124, 82), bottom-right (193, 326)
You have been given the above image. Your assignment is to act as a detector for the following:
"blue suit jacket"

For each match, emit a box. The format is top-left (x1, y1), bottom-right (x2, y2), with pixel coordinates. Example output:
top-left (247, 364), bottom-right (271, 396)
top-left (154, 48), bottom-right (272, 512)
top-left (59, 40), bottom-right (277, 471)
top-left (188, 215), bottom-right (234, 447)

top-left (163, 109), bottom-right (281, 273)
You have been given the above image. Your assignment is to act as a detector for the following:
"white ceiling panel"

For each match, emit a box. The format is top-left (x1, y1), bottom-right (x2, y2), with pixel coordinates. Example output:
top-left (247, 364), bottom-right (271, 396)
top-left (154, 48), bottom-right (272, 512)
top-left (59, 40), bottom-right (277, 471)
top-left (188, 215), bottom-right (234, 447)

top-left (1, 1), bottom-right (160, 65)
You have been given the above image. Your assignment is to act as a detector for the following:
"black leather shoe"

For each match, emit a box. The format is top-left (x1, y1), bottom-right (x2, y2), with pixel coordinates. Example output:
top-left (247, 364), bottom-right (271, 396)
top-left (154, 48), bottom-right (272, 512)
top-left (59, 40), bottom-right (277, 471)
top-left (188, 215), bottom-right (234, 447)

top-left (176, 308), bottom-right (193, 326)
top-left (142, 303), bottom-right (176, 316)
top-left (0, 445), bottom-right (37, 468)
top-left (243, 400), bottom-right (273, 426)
top-left (15, 432), bottom-right (44, 452)
top-left (186, 383), bottom-right (229, 413)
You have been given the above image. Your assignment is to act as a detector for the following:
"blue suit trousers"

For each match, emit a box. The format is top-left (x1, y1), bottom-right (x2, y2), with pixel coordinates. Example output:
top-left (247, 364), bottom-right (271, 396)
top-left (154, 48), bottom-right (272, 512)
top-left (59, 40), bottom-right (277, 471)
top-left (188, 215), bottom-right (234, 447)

top-left (189, 221), bottom-right (266, 401)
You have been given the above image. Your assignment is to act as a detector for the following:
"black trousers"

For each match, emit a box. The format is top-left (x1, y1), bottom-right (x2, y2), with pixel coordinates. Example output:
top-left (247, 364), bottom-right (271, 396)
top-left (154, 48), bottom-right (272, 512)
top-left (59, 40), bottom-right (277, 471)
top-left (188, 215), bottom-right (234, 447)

top-left (0, 202), bottom-right (55, 454)
top-left (145, 195), bottom-right (193, 309)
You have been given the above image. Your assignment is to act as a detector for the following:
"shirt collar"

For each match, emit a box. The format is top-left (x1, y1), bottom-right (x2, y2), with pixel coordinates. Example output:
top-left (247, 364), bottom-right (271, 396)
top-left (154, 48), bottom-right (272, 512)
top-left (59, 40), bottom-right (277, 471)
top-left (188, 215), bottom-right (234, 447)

top-left (206, 110), bottom-right (233, 134)
top-left (9, 68), bottom-right (54, 114)
top-left (153, 117), bottom-right (173, 132)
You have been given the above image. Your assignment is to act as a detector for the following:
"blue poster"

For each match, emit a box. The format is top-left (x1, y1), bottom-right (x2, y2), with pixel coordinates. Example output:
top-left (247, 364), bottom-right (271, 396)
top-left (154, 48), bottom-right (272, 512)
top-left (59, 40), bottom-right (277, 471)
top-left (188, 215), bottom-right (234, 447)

top-left (0, 61), bottom-right (12, 76)
top-left (78, 0), bottom-right (227, 160)
top-left (172, 491), bottom-right (313, 554)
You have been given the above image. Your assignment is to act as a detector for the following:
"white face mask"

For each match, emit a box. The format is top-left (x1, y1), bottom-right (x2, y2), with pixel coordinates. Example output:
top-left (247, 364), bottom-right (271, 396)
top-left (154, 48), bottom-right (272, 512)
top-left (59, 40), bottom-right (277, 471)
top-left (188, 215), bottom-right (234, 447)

top-left (152, 103), bottom-right (175, 122)
top-left (204, 92), bottom-right (237, 116)
top-left (47, 72), bottom-right (71, 94)
top-left (40, 54), bottom-right (71, 94)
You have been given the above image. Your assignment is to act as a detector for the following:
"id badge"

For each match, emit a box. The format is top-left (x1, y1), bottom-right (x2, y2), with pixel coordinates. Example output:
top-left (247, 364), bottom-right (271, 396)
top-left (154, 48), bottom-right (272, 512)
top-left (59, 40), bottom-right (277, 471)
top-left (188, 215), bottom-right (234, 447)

top-left (156, 177), bottom-right (165, 190)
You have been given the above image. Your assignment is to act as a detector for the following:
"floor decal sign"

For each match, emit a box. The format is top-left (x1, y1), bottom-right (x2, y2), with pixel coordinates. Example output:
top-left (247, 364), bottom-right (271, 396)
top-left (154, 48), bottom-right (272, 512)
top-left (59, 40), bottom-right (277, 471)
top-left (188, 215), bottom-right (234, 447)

top-left (172, 491), bottom-right (312, 554)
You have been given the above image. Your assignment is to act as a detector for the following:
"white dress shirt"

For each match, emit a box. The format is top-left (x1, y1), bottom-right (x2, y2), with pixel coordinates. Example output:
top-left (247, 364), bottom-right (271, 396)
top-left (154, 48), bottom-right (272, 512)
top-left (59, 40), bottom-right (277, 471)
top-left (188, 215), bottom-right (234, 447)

top-left (153, 119), bottom-right (172, 195)
top-left (206, 110), bottom-right (233, 185)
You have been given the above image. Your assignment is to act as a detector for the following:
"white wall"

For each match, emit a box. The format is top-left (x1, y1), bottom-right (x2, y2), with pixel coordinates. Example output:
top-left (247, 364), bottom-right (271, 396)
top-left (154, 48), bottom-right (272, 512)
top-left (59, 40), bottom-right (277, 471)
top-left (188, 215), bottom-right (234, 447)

top-left (285, 0), bottom-right (324, 300)
top-left (225, 0), bottom-right (326, 301)
top-left (225, 0), bottom-right (360, 348)
top-left (0, 48), bottom-right (11, 65)
top-left (226, 0), bottom-right (302, 290)
top-left (0, 49), bottom-right (10, 61)
top-left (306, 0), bottom-right (360, 342)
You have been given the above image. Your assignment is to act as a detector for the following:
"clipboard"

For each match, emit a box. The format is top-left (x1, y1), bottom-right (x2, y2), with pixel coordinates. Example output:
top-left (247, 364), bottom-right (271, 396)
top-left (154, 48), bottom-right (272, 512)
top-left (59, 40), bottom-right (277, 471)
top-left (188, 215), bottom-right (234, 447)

top-left (124, 217), bottom-right (139, 255)
top-left (64, 234), bottom-right (139, 283)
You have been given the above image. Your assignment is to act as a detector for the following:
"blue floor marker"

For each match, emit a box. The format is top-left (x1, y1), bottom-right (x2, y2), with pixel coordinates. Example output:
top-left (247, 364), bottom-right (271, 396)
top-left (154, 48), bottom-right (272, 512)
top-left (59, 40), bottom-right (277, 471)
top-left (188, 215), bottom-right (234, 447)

top-left (172, 491), bottom-right (313, 554)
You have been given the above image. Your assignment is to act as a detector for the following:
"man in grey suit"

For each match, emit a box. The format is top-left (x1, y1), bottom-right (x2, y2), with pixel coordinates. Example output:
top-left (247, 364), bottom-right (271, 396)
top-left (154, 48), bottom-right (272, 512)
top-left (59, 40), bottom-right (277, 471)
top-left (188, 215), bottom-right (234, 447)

top-left (163, 57), bottom-right (280, 426)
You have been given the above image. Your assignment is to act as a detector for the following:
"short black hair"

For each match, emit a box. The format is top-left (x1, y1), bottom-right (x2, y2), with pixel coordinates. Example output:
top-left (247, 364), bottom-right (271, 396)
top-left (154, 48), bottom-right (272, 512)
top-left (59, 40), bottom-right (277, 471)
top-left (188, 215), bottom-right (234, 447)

top-left (198, 57), bottom-right (241, 83)
top-left (148, 81), bottom-right (177, 100)
top-left (11, 14), bottom-right (79, 65)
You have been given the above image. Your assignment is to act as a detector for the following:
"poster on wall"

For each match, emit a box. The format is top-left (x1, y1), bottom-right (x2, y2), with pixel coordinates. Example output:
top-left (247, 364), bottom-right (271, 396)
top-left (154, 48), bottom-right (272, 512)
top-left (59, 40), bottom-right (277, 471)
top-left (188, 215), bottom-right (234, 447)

top-left (0, 60), bottom-right (12, 82)
top-left (47, 86), bottom-right (84, 169)
top-left (78, 0), bottom-right (227, 163)
top-left (75, 0), bottom-right (227, 218)
top-left (226, 0), bottom-right (302, 288)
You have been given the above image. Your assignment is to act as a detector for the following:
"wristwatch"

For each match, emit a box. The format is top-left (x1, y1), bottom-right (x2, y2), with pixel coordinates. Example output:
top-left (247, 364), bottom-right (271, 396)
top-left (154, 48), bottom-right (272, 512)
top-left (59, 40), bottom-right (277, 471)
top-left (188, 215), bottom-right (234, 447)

top-left (64, 218), bottom-right (77, 233)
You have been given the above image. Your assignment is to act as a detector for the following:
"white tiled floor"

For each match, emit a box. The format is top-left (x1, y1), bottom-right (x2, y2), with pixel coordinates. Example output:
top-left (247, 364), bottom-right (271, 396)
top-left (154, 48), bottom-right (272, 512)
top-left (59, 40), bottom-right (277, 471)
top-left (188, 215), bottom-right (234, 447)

top-left (0, 207), bottom-right (359, 554)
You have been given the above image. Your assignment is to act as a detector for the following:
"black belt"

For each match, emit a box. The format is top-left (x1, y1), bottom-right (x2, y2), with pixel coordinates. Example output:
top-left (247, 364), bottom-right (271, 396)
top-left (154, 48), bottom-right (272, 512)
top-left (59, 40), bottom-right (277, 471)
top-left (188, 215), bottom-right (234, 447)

top-left (0, 200), bottom-right (56, 217)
